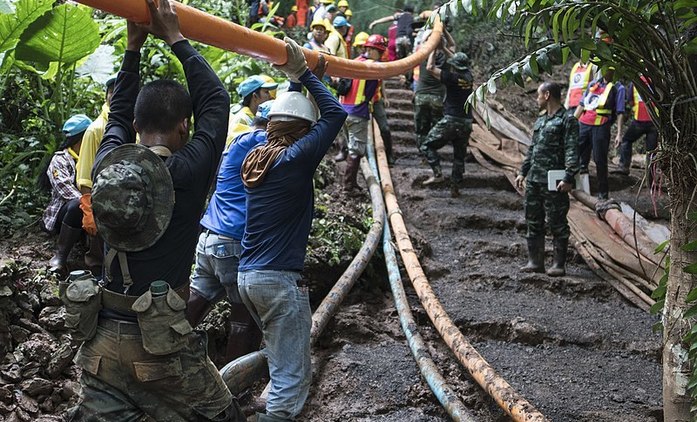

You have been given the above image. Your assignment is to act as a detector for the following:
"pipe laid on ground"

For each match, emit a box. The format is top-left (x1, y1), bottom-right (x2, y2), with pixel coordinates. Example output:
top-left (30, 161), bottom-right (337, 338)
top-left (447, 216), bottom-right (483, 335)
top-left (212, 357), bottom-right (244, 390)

top-left (310, 157), bottom-right (384, 344)
top-left (74, 0), bottom-right (442, 79)
top-left (220, 153), bottom-right (385, 395)
top-left (372, 120), bottom-right (549, 422)
top-left (365, 131), bottom-right (475, 422)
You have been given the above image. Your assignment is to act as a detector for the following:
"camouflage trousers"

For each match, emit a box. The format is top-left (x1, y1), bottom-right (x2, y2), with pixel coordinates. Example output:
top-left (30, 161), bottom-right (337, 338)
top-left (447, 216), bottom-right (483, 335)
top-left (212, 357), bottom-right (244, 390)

top-left (68, 318), bottom-right (243, 422)
top-left (524, 181), bottom-right (570, 240)
top-left (420, 115), bottom-right (472, 183)
top-left (414, 93), bottom-right (444, 148)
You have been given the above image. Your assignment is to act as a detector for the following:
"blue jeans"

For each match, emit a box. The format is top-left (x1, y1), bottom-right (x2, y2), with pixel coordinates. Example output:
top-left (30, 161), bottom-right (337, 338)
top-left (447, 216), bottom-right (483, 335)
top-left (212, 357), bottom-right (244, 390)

top-left (190, 231), bottom-right (242, 303)
top-left (237, 270), bottom-right (311, 419)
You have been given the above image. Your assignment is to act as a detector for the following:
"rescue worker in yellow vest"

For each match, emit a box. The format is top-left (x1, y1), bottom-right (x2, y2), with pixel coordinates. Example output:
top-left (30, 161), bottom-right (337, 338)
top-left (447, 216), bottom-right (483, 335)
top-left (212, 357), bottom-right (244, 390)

top-left (339, 34), bottom-right (385, 193)
top-left (304, 18), bottom-right (332, 54)
top-left (574, 67), bottom-right (626, 200)
top-left (614, 75), bottom-right (658, 177)
top-left (564, 60), bottom-right (598, 114)
top-left (226, 75), bottom-right (278, 145)
top-left (326, 16), bottom-right (351, 59)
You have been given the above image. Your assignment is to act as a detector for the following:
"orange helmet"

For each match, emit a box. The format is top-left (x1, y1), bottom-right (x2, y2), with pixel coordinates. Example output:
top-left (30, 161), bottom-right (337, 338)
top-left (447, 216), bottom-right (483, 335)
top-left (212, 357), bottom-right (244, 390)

top-left (364, 34), bottom-right (387, 51)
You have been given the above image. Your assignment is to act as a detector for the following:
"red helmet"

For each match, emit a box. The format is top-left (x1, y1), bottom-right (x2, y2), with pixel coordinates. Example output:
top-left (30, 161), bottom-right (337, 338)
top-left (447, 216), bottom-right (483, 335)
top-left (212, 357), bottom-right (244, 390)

top-left (364, 34), bottom-right (387, 51)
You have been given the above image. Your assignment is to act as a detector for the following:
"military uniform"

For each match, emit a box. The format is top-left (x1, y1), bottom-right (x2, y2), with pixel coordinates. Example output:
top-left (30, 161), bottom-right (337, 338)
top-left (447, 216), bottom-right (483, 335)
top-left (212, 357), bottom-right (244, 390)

top-left (520, 106), bottom-right (579, 241)
top-left (413, 44), bottom-right (444, 148)
top-left (520, 107), bottom-right (578, 239)
top-left (420, 53), bottom-right (473, 188)
top-left (518, 105), bottom-right (579, 277)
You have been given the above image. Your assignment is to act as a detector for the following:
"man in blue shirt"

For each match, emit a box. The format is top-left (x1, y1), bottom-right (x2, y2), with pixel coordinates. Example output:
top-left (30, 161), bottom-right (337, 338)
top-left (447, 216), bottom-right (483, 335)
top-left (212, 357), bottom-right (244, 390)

top-left (186, 101), bottom-right (274, 362)
top-left (237, 38), bottom-right (347, 422)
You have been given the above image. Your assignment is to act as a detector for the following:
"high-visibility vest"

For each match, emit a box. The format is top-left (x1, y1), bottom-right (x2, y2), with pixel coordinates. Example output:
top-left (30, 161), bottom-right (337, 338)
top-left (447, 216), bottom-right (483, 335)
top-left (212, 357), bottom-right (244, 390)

top-left (341, 57), bottom-right (376, 106)
top-left (565, 62), bottom-right (595, 108)
top-left (633, 87), bottom-right (651, 122)
top-left (580, 81), bottom-right (614, 126)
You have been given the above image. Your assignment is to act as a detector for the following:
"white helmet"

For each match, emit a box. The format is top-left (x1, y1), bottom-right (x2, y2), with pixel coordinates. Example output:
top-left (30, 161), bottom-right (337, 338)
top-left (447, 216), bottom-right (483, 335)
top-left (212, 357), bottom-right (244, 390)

top-left (268, 91), bottom-right (317, 123)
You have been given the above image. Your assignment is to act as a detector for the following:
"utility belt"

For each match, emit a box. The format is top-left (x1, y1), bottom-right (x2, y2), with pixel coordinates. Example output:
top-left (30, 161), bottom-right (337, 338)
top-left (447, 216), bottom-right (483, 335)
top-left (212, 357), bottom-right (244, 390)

top-left (60, 255), bottom-right (194, 356)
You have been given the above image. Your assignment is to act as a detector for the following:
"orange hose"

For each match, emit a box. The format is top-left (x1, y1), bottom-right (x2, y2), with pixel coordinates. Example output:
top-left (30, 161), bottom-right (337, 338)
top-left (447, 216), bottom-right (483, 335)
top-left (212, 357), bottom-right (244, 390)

top-left (74, 0), bottom-right (442, 79)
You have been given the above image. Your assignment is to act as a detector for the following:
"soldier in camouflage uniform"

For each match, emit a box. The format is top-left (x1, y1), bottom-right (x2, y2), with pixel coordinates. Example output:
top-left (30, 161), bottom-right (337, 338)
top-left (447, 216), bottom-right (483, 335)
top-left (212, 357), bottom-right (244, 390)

top-left (515, 82), bottom-right (579, 277)
top-left (413, 28), bottom-right (445, 150)
top-left (420, 48), bottom-right (473, 198)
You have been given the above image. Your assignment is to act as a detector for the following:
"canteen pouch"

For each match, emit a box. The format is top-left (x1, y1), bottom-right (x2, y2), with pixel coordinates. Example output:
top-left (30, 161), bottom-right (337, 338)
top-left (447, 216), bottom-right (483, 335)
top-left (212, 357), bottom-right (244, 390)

top-left (59, 276), bottom-right (102, 341)
top-left (131, 288), bottom-right (193, 355)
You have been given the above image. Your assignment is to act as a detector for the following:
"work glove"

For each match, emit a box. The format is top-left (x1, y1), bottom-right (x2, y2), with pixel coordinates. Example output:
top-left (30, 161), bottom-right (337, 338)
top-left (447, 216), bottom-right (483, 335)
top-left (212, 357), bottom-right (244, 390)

top-left (275, 37), bottom-right (308, 83)
top-left (80, 193), bottom-right (98, 236)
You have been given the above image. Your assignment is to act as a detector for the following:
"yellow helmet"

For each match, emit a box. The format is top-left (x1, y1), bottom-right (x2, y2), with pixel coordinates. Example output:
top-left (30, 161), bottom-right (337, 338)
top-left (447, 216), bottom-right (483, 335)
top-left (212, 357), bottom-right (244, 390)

top-left (291, 5), bottom-right (297, 11)
top-left (345, 9), bottom-right (353, 17)
top-left (310, 18), bottom-right (332, 31)
top-left (337, 0), bottom-right (349, 7)
top-left (352, 31), bottom-right (369, 47)
top-left (260, 74), bottom-right (277, 99)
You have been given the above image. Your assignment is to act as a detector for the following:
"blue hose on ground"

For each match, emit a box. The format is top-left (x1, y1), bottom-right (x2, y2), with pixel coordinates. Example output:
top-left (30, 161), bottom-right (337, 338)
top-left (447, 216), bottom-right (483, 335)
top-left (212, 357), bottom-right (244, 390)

top-left (366, 124), bottom-right (475, 422)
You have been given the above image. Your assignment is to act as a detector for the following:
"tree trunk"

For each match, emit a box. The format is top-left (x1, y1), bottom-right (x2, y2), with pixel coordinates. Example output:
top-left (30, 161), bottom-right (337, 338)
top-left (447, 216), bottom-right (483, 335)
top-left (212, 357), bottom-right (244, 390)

top-left (663, 199), bottom-right (697, 421)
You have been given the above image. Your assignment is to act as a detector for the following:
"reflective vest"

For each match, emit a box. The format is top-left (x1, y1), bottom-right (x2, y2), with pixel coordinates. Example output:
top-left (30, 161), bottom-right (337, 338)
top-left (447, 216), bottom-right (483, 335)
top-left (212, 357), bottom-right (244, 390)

top-left (579, 81), bottom-right (614, 126)
top-left (633, 87), bottom-right (651, 122)
top-left (565, 62), bottom-right (595, 108)
top-left (340, 56), bottom-right (375, 106)
top-left (226, 107), bottom-right (254, 147)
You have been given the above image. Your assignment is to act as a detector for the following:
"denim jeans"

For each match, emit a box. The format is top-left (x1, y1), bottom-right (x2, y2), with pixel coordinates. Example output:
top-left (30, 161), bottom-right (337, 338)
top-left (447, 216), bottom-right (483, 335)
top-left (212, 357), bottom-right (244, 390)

top-left (237, 270), bottom-right (311, 419)
top-left (191, 231), bottom-right (243, 303)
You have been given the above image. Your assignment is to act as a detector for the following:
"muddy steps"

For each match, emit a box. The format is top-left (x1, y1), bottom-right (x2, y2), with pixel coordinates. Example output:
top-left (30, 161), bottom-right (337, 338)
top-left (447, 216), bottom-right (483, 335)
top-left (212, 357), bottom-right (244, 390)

top-left (383, 82), bottom-right (661, 421)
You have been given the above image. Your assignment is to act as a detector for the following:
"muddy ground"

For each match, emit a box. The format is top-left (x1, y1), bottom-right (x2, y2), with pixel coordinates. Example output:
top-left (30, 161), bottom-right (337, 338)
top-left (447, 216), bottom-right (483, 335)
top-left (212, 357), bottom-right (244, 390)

top-left (0, 76), bottom-right (668, 422)
top-left (300, 79), bottom-right (667, 422)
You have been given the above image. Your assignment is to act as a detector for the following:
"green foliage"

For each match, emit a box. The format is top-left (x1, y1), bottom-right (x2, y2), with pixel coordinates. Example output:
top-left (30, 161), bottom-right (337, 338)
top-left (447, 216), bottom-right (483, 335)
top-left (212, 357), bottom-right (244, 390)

top-left (0, 0), bottom-right (52, 60)
top-left (0, 135), bottom-right (47, 236)
top-left (16, 4), bottom-right (99, 66)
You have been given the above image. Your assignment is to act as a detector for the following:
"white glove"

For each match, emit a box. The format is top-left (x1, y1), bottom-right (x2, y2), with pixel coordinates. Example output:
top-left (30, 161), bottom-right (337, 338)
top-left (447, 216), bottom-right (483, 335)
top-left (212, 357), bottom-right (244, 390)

top-left (275, 37), bottom-right (308, 82)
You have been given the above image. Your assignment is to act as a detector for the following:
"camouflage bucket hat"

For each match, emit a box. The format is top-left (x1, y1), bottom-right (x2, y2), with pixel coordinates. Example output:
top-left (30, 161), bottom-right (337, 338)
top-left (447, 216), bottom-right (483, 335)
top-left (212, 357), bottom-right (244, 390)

top-left (448, 52), bottom-right (470, 71)
top-left (92, 144), bottom-right (174, 252)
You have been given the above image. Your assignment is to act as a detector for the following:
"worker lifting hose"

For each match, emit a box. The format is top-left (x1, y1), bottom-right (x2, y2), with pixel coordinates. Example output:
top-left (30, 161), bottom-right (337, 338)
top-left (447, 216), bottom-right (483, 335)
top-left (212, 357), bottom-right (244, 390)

top-left (72, 0), bottom-right (443, 79)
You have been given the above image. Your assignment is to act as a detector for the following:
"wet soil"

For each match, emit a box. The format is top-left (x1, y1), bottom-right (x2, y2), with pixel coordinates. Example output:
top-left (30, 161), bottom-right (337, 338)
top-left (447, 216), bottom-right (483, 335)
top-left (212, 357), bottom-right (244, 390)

top-left (300, 79), bottom-right (665, 421)
top-left (0, 80), bottom-right (667, 422)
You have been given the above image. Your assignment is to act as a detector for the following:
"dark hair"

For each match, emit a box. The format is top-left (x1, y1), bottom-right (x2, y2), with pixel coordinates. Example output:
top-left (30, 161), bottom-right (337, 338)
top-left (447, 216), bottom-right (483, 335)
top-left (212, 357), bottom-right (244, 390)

top-left (540, 82), bottom-right (562, 101)
top-left (403, 4), bottom-right (414, 13)
top-left (134, 80), bottom-right (192, 133)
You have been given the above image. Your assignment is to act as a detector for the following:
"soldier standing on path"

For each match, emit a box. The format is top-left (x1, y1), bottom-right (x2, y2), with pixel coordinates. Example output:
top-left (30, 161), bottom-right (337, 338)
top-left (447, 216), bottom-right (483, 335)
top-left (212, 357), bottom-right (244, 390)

top-left (515, 82), bottom-right (579, 277)
top-left (420, 45), bottom-right (473, 198)
top-left (413, 26), bottom-right (445, 151)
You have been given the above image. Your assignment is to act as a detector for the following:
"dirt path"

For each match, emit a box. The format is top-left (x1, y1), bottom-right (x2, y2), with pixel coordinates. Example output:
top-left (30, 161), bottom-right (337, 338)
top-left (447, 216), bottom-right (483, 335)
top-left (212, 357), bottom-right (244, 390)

top-left (301, 81), bottom-right (663, 421)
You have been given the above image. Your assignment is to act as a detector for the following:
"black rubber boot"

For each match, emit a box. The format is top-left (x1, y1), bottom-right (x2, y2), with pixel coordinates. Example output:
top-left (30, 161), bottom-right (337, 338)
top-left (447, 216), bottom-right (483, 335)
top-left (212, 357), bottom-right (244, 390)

top-left (185, 289), bottom-right (213, 327)
top-left (383, 131), bottom-right (395, 166)
top-left (84, 235), bottom-right (104, 275)
top-left (225, 301), bottom-right (263, 362)
top-left (423, 165), bottom-right (443, 186)
top-left (256, 412), bottom-right (293, 422)
top-left (546, 238), bottom-right (568, 277)
top-left (520, 236), bottom-right (545, 273)
top-left (342, 155), bottom-right (362, 193)
top-left (48, 223), bottom-right (83, 276)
